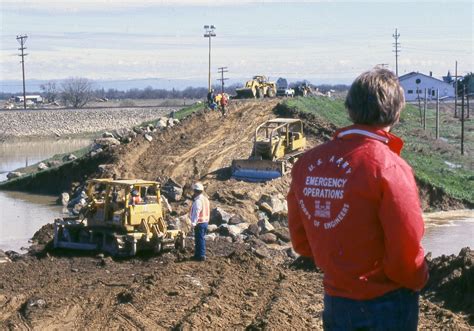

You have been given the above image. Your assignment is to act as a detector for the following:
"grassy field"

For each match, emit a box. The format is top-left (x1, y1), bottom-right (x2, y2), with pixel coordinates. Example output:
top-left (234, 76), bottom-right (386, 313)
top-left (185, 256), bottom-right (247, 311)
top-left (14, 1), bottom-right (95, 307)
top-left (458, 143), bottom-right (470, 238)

top-left (282, 97), bottom-right (474, 205)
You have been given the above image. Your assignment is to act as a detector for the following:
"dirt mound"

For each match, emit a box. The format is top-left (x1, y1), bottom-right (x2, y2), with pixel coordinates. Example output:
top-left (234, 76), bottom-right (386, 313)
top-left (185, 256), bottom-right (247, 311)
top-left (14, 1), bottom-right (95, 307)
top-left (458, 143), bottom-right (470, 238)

top-left (423, 247), bottom-right (474, 323)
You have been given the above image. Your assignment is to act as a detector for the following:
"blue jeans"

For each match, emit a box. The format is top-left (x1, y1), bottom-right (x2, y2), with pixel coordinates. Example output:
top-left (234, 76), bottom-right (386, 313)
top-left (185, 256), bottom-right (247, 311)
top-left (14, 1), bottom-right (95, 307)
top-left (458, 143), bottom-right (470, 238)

top-left (323, 288), bottom-right (419, 331)
top-left (194, 223), bottom-right (208, 258)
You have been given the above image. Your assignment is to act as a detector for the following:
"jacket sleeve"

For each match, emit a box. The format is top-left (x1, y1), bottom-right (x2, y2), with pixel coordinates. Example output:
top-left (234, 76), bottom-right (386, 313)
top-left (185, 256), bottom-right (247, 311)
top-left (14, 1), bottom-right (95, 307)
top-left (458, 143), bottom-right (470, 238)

top-left (378, 164), bottom-right (429, 290)
top-left (287, 182), bottom-right (313, 258)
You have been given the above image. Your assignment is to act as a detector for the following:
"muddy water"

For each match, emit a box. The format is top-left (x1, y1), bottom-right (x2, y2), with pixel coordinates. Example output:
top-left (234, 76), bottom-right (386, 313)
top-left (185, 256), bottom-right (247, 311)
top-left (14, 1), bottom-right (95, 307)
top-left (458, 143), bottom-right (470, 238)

top-left (423, 210), bottom-right (474, 257)
top-left (0, 139), bottom-right (91, 251)
top-left (0, 139), bottom-right (91, 181)
top-left (0, 191), bottom-right (63, 252)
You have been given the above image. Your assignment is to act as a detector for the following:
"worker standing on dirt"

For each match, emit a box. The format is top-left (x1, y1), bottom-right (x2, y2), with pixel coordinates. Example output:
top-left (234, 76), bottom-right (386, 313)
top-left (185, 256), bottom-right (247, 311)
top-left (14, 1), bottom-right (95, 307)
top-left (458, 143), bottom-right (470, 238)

top-left (287, 68), bottom-right (428, 331)
top-left (220, 93), bottom-right (228, 116)
top-left (190, 182), bottom-right (210, 261)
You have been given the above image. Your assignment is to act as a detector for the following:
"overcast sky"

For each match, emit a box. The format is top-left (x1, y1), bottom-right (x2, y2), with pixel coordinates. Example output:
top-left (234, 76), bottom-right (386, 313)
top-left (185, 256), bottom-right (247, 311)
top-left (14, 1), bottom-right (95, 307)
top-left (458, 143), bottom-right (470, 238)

top-left (0, 0), bottom-right (472, 90)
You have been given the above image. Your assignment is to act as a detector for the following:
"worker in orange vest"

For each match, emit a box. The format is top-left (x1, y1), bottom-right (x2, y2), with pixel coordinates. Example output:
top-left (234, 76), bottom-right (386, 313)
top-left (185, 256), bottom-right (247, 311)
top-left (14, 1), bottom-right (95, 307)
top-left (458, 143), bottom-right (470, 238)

top-left (220, 93), bottom-right (229, 116)
top-left (190, 182), bottom-right (210, 261)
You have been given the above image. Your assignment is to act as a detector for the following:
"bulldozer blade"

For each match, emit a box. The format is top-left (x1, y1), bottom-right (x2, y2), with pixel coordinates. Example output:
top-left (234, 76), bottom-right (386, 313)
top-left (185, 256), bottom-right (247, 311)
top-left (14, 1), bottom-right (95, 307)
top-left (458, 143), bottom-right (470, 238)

top-left (231, 159), bottom-right (283, 182)
top-left (235, 88), bottom-right (255, 99)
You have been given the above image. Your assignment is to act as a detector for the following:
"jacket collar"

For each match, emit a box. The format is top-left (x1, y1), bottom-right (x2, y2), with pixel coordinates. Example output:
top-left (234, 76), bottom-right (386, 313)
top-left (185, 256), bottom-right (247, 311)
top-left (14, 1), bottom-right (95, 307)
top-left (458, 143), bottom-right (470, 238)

top-left (333, 124), bottom-right (404, 155)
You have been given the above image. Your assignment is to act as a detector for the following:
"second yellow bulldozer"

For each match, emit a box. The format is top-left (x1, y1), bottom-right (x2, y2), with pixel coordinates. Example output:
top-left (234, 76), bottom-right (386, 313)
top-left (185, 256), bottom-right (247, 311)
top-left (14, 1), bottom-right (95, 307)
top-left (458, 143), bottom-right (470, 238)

top-left (231, 118), bottom-right (306, 182)
top-left (235, 75), bottom-right (277, 99)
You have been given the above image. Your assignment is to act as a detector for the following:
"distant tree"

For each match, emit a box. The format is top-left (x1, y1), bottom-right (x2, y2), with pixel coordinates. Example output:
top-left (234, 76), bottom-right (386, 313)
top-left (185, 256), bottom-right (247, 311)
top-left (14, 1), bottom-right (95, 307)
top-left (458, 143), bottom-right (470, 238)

top-left (457, 72), bottom-right (474, 96)
top-left (60, 77), bottom-right (94, 108)
top-left (40, 81), bottom-right (58, 103)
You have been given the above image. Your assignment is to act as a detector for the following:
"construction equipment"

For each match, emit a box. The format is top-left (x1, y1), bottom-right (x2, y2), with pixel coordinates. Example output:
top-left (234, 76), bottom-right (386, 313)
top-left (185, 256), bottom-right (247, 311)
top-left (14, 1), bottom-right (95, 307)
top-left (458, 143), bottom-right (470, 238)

top-left (235, 75), bottom-right (277, 99)
top-left (295, 83), bottom-right (313, 97)
top-left (276, 78), bottom-right (295, 97)
top-left (54, 179), bottom-right (186, 257)
top-left (232, 118), bottom-right (306, 182)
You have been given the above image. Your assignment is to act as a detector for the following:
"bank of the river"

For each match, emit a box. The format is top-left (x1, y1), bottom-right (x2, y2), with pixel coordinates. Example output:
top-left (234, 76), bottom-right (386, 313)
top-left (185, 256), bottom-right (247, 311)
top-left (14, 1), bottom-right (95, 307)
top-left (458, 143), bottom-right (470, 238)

top-left (0, 106), bottom-right (177, 141)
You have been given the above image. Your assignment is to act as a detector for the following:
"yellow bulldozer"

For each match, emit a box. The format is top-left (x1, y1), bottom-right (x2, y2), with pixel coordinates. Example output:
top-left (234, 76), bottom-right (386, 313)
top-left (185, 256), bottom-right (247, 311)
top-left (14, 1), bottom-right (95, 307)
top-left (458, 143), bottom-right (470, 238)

top-left (235, 75), bottom-right (277, 99)
top-left (54, 179), bottom-right (186, 257)
top-left (231, 118), bottom-right (306, 182)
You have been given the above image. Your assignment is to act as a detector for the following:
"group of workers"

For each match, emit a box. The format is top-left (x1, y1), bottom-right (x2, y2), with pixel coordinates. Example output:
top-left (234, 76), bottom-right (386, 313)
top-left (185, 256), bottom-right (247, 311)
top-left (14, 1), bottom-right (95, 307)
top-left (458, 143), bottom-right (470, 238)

top-left (207, 89), bottom-right (229, 116)
top-left (190, 68), bottom-right (428, 330)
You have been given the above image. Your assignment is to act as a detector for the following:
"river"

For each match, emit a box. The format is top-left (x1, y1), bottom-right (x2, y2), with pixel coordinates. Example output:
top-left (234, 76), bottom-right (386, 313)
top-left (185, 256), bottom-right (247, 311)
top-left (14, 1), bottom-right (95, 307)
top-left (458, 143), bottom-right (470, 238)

top-left (0, 140), bottom-right (472, 255)
top-left (0, 139), bottom-right (91, 252)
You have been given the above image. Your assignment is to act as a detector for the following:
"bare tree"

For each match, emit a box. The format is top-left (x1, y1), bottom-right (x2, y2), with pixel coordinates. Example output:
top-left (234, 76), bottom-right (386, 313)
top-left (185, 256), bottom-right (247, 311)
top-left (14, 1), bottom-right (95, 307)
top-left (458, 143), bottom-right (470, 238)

top-left (61, 77), bottom-right (93, 108)
top-left (40, 81), bottom-right (58, 103)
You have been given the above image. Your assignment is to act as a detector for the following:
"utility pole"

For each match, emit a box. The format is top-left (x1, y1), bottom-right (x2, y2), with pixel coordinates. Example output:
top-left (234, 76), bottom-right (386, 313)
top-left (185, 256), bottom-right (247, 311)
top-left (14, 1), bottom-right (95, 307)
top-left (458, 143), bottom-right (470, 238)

top-left (16, 34), bottom-right (28, 110)
top-left (454, 61), bottom-right (458, 117)
top-left (392, 28), bottom-right (400, 77)
top-left (461, 86), bottom-right (465, 155)
top-left (217, 67), bottom-right (229, 94)
top-left (203, 25), bottom-right (216, 92)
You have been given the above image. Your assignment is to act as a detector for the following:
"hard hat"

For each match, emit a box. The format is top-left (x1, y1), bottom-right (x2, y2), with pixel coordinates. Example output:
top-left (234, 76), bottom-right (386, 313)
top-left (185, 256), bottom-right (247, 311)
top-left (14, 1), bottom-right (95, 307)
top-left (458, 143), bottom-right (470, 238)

top-left (192, 182), bottom-right (204, 191)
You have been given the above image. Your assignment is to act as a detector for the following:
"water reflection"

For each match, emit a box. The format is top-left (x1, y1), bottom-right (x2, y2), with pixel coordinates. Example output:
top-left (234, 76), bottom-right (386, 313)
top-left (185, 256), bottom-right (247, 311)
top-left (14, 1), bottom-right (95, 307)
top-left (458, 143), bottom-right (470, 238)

top-left (0, 139), bottom-right (91, 181)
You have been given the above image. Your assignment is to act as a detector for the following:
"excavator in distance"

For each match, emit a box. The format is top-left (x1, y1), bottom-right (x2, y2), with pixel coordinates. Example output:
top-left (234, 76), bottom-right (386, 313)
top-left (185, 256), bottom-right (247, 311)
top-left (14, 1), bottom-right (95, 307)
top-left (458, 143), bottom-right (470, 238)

top-left (231, 118), bottom-right (306, 182)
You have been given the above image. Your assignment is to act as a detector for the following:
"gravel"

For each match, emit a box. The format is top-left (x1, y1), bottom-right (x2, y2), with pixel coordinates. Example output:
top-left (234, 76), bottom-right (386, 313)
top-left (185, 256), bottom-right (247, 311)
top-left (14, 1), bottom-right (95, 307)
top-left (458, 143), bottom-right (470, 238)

top-left (0, 107), bottom-right (174, 139)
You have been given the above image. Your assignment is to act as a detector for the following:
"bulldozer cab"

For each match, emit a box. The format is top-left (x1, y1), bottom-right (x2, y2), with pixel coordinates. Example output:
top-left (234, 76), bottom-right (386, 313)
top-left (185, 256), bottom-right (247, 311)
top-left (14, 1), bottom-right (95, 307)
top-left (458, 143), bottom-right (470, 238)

top-left (85, 179), bottom-right (164, 231)
top-left (253, 118), bottom-right (305, 160)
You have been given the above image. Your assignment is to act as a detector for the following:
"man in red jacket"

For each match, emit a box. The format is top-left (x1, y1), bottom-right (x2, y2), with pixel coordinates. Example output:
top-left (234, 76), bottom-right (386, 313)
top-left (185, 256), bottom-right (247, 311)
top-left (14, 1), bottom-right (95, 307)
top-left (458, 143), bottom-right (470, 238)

top-left (288, 68), bottom-right (428, 330)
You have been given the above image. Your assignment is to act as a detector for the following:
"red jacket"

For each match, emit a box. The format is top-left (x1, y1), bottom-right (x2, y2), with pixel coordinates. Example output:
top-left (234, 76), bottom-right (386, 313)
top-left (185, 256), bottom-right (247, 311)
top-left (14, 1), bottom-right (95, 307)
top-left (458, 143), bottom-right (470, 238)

top-left (288, 124), bottom-right (428, 300)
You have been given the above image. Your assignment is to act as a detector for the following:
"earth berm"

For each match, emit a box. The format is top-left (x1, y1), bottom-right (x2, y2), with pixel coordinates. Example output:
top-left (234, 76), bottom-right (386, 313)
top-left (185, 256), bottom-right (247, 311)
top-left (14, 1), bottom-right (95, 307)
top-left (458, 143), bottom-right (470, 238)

top-left (0, 99), bottom-right (472, 329)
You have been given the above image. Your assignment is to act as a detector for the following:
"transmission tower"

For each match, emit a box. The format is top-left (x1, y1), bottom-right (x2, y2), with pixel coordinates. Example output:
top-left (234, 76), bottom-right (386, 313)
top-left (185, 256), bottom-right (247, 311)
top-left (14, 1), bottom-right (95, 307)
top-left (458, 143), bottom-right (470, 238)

top-left (16, 34), bottom-right (28, 109)
top-left (392, 29), bottom-right (400, 77)
top-left (217, 67), bottom-right (229, 93)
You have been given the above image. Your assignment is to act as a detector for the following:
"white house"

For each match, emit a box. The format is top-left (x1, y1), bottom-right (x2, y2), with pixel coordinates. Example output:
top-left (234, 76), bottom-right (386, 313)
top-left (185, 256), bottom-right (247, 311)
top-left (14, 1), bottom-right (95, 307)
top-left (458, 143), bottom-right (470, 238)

top-left (14, 95), bottom-right (43, 103)
top-left (399, 72), bottom-right (455, 101)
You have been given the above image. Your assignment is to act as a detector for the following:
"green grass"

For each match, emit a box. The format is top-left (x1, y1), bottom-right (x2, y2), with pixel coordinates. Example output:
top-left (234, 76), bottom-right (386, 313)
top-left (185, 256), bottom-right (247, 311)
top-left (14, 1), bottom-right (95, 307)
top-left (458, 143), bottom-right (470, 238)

top-left (282, 97), bottom-right (474, 205)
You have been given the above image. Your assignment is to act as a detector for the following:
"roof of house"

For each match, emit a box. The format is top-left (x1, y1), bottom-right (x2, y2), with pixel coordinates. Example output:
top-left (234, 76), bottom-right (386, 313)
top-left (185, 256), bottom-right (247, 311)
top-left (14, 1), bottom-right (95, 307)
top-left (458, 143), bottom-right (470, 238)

top-left (399, 72), bottom-right (448, 84)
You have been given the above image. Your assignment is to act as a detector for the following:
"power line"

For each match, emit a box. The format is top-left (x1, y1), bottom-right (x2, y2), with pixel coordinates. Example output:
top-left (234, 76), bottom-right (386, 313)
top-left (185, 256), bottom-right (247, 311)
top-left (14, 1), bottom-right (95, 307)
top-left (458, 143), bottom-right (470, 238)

top-left (392, 28), bottom-right (400, 77)
top-left (217, 66), bottom-right (228, 94)
top-left (16, 34), bottom-right (28, 109)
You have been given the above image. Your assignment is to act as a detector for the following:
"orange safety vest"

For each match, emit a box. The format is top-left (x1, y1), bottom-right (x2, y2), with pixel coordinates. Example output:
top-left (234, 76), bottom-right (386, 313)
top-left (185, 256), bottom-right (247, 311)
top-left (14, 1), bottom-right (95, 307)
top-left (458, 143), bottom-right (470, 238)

top-left (191, 194), bottom-right (210, 223)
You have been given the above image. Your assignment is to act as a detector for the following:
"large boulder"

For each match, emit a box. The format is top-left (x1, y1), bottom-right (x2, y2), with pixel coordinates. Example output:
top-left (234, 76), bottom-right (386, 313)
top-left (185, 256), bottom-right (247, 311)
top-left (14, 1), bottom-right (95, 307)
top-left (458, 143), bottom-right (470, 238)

top-left (47, 160), bottom-right (61, 167)
top-left (156, 118), bottom-right (168, 129)
top-left (210, 207), bottom-right (234, 225)
top-left (62, 154), bottom-right (77, 162)
top-left (257, 218), bottom-right (274, 234)
top-left (144, 133), bottom-right (153, 142)
top-left (37, 162), bottom-right (48, 170)
top-left (102, 131), bottom-right (115, 138)
top-left (270, 211), bottom-right (288, 228)
top-left (6, 172), bottom-right (23, 180)
top-left (60, 192), bottom-right (70, 206)
top-left (94, 137), bottom-right (121, 148)
top-left (259, 233), bottom-right (278, 244)
top-left (228, 214), bottom-right (245, 225)
top-left (271, 227), bottom-right (291, 243)
top-left (161, 178), bottom-right (183, 202)
top-left (257, 194), bottom-right (286, 215)
top-left (207, 224), bottom-right (219, 233)
top-left (245, 223), bottom-right (260, 237)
